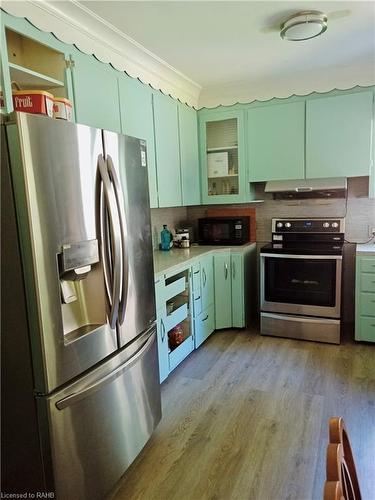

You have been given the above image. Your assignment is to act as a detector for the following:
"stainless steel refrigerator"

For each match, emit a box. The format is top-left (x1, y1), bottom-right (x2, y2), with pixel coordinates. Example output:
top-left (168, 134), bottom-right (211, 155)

top-left (1, 112), bottom-right (161, 499)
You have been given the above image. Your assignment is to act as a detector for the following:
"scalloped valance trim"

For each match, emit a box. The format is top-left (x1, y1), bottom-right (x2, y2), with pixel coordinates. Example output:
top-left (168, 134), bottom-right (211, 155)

top-left (197, 84), bottom-right (375, 110)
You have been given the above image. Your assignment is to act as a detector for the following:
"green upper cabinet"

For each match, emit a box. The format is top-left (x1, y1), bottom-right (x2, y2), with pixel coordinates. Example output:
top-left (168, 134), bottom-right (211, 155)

top-left (248, 101), bottom-right (305, 182)
top-left (118, 76), bottom-right (158, 208)
top-left (1, 13), bottom-right (74, 115)
top-left (306, 92), bottom-right (373, 179)
top-left (199, 109), bottom-right (247, 204)
top-left (178, 104), bottom-right (200, 205)
top-left (153, 92), bottom-right (182, 207)
top-left (71, 50), bottom-right (121, 132)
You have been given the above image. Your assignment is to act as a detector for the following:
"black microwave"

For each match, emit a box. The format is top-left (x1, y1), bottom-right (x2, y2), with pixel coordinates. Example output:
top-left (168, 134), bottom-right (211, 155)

top-left (198, 217), bottom-right (250, 245)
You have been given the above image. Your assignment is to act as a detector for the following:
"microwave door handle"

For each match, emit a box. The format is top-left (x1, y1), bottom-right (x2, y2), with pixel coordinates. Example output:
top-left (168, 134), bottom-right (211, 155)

top-left (106, 155), bottom-right (128, 326)
top-left (98, 155), bottom-right (122, 329)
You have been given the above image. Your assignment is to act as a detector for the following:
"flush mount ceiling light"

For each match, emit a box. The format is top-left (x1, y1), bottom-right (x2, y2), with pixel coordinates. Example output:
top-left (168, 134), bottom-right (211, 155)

top-left (280, 11), bottom-right (328, 41)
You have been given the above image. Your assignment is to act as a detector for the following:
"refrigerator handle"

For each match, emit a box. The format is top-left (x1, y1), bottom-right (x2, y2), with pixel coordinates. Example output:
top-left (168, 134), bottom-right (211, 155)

top-left (106, 155), bottom-right (129, 326)
top-left (55, 332), bottom-right (155, 410)
top-left (98, 155), bottom-right (122, 328)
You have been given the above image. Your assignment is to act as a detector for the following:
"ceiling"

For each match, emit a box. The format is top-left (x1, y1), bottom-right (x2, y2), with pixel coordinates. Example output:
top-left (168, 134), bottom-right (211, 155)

top-left (76, 0), bottom-right (375, 102)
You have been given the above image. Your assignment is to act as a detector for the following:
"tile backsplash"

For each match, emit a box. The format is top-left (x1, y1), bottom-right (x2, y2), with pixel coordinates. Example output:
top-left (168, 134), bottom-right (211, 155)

top-left (187, 177), bottom-right (375, 244)
top-left (150, 207), bottom-right (188, 249)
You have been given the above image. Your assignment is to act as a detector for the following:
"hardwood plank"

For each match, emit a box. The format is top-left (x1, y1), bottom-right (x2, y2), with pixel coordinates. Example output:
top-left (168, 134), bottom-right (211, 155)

top-left (110, 329), bottom-right (375, 500)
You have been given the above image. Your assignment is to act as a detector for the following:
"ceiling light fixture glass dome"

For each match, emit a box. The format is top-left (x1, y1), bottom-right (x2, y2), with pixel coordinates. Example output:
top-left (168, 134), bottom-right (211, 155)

top-left (280, 11), bottom-right (328, 41)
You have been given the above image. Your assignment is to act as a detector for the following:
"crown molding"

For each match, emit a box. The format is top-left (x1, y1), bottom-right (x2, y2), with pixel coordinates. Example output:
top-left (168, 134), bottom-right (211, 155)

top-left (2, 0), bottom-right (202, 107)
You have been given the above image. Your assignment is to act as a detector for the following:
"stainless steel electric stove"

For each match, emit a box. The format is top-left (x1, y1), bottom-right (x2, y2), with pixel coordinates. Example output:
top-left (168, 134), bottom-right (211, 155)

top-left (260, 218), bottom-right (345, 344)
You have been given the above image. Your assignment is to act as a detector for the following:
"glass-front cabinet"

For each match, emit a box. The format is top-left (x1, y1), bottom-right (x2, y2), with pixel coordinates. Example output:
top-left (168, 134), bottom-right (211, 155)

top-left (199, 109), bottom-right (247, 204)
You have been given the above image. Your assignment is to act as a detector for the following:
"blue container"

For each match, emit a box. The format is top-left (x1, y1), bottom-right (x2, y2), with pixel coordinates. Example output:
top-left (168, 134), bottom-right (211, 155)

top-left (161, 225), bottom-right (172, 251)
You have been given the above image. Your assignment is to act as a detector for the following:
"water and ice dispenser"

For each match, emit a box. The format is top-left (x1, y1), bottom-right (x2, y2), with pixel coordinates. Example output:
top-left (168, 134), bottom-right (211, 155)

top-left (59, 239), bottom-right (108, 341)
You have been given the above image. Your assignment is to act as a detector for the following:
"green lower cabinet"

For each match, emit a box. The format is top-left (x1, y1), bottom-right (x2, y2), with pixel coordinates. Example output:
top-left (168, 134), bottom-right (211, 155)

top-left (156, 308), bottom-right (169, 383)
top-left (71, 50), bottom-right (121, 132)
top-left (306, 91), bottom-right (373, 179)
top-left (118, 75), bottom-right (158, 208)
top-left (247, 101), bottom-right (305, 182)
top-left (200, 254), bottom-right (214, 310)
top-left (231, 253), bottom-right (245, 328)
top-left (214, 250), bottom-right (252, 330)
top-left (194, 304), bottom-right (215, 348)
top-left (214, 252), bottom-right (232, 329)
top-left (355, 255), bottom-right (375, 342)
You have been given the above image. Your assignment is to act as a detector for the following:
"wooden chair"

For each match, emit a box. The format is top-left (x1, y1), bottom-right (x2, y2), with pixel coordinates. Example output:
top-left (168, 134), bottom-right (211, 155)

top-left (324, 417), bottom-right (362, 500)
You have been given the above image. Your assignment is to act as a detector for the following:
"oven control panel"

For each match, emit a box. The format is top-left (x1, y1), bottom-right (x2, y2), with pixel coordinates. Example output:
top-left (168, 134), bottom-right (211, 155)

top-left (272, 218), bottom-right (345, 233)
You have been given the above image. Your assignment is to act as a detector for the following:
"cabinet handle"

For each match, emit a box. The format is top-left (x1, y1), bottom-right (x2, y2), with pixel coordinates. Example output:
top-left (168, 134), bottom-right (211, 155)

top-left (224, 262), bottom-right (228, 280)
top-left (193, 270), bottom-right (200, 274)
top-left (202, 315), bottom-right (209, 322)
top-left (195, 296), bottom-right (201, 301)
top-left (160, 317), bottom-right (166, 342)
top-left (203, 268), bottom-right (206, 287)
top-left (232, 261), bottom-right (235, 279)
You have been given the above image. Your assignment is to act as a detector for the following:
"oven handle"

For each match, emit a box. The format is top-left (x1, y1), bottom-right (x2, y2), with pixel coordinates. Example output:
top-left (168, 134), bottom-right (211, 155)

top-left (260, 253), bottom-right (342, 260)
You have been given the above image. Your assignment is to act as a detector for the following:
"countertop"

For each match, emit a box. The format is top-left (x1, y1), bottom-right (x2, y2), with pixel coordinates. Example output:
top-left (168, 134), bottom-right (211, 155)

top-left (153, 243), bottom-right (256, 277)
top-left (356, 242), bottom-right (375, 256)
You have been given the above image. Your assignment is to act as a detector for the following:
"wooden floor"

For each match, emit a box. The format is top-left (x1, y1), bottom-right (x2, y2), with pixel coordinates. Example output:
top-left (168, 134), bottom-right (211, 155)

top-left (110, 327), bottom-right (375, 500)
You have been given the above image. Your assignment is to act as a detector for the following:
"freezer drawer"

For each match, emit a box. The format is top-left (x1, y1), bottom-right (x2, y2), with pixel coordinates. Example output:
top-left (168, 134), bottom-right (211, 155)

top-left (42, 328), bottom-right (161, 500)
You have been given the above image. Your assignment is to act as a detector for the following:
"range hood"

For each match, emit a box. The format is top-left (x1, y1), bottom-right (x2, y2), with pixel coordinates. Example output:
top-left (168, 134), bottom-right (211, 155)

top-left (265, 177), bottom-right (347, 199)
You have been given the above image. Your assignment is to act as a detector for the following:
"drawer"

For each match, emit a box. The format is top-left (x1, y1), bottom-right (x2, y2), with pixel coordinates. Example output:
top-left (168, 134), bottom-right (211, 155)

top-left (359, 293), bottom-right (375, 317)
top-left (360, 258), bottom-right (375, 274)
top-left (356, 316), bottom-right (375, 342)
top-left (194, 304), bottom-right (215, 349)
top-left (164, 277), bottom-right (186, 302)
top-left (165, 303), bottom-right (188, 332)
top-left (360, 273), bottom-right (375, 293)
top-left (169, 336), bottom-right (193, 371)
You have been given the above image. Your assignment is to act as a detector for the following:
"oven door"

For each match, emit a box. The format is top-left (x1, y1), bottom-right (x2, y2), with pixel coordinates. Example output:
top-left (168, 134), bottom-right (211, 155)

top-left (260, 253), bottom-right (342, 318)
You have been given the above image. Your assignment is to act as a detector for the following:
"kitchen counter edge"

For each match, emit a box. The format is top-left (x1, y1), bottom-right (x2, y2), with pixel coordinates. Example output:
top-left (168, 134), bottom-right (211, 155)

top-left (356, 243), bottom-right (375, 256)
top-left (153, 243), bottom-right (257, 278)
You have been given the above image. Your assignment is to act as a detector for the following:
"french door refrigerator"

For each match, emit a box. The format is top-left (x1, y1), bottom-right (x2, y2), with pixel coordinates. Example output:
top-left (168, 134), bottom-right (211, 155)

top-left (1, 113), bottom-right (161, 499)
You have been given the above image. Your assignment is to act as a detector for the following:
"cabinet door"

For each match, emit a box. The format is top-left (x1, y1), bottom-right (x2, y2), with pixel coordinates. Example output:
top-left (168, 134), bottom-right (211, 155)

top-left (231, 254), bottom-right (244, 328)
top-left (153, 93), bottom-right (182, 207)
top-left (214, 252), bottom-right (232, 329)
top-left (306, 92), bottom-right (373, 179)
top-left (200, 254), bottom-right (214, 311)
top-left (71, 51), bottom-right (121, 132)
top-left (118, 76), bottom-right (158, 207)
top-left (156, 309), bottom-right (169, 383)
top-left (248, 102), bottom-right (305, 182)
top-left (0, 18), bottom-right (12, 114)
top-left (179, 104), bottom-right (200, 205)
top-left (199, 110), bottom-right (247, 204)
